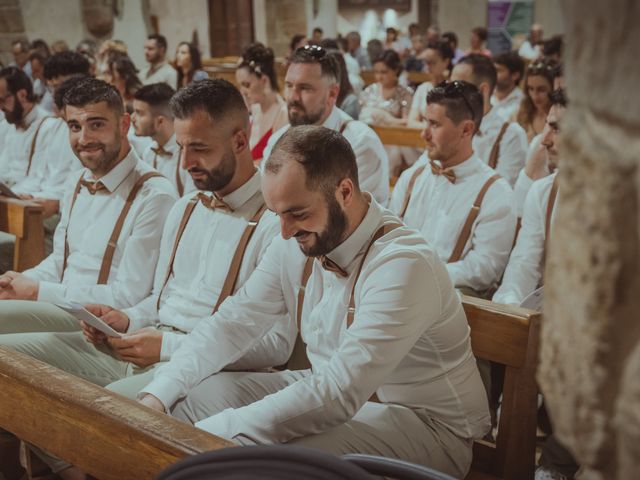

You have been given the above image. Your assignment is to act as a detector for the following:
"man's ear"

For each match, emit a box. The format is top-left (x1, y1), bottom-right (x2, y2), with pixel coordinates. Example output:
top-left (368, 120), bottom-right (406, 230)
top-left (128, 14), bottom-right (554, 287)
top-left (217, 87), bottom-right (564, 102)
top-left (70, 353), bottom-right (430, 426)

top-left (328, 82), bottom-right (340, 105)
top-left (121, 112), bottom-right (131, 136)
top-left (461, 118), bottom-right (476, 139)
top-left (15, 88), bottom-right (28, 104)
top-left (232, 127), bottom-right (249, 153)
top-left (336, 177), bottom-right (356, 207)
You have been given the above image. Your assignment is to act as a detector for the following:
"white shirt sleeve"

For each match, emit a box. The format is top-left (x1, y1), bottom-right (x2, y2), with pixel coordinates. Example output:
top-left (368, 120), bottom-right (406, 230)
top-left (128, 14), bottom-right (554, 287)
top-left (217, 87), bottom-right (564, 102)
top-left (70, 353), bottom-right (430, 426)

top-left (194, 251), bottom-right (442, 444)
top-left (494, 123), bottom-right (528, 187)
top-left (347, 125), bottom-right (390, 206)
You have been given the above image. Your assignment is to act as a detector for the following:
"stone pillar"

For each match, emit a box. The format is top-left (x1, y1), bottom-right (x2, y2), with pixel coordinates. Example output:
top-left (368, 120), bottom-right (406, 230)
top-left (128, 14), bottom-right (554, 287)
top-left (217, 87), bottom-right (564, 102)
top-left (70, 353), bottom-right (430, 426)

top-left (0, 0), bottom-right (27, 66)
top-left (264, 0), bottom-right (307, 57)
top-left (539, 1), bottom-right (640, 479)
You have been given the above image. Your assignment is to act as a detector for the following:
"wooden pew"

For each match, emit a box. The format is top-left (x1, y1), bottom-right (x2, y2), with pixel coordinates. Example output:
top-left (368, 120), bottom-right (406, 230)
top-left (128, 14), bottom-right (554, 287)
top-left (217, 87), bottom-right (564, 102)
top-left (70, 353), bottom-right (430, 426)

top-left (0, 347), bottom-right (233, 480)
top-left (462, 295), bottom-right (541, 480)
top-left (0, 197), bottom-right (45, 271)
top-left (369, 125), bottom-right (425, 149)
top-left (361, 70), bottom-right (433, 87)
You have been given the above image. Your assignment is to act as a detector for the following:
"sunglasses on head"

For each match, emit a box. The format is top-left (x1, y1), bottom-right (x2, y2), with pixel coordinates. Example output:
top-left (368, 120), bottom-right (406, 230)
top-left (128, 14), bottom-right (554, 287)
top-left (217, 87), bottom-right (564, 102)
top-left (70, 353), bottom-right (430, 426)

top-left (296, 44), bottom-right (327, 59)
top-left (438, 80), bottom-right (475, 118)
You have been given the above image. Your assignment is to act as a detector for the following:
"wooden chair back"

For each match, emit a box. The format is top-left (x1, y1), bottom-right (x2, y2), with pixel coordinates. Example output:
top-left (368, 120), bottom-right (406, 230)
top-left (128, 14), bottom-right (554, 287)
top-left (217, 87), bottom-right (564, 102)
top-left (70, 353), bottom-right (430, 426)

top-left (0, 197), bottom-right (45, 271)
top-left (369, 125), bottom-right (425, 148)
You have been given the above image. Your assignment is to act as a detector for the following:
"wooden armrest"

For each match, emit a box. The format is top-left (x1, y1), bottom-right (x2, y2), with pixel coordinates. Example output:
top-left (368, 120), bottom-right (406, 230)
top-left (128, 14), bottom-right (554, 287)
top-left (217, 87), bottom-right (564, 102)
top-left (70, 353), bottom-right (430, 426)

top-left (369, 125), bottom-right (425, 148)
top-left (0, 196), bottom-right (45, 271)
top-left (0, 347), bottom-right (233, 480)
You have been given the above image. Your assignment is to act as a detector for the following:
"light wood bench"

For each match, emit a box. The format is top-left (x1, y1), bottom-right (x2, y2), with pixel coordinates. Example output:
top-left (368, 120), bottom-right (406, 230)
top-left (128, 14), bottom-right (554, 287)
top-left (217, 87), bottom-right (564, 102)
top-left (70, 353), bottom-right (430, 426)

top-left (0, 197), bottom-right (45, 271)
top-left (369, 125), bottom-right (425, 149)
top-left (0, 347), bottom-right (233, 480)
top-left (361, 70), bottom-right (433, 87)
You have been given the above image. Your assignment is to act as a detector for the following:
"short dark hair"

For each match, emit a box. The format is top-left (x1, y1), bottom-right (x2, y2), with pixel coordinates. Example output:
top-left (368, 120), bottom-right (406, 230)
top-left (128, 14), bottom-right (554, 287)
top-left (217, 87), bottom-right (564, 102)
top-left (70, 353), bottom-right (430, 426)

top-left (549, 88), bottom-right (567, 107)
top-left (0, 66), bottom-right (35, 102)
top-left (426, 40), bottom-right (454, 65)
top-left (427, 80), bottom-right (484, 132)
top-left (134, 82), bottom-right (175, 117)
top-left (54, 74), bottom-right (89, 110)
top-left (457, 53), bottom-right (498, 94)
top-left (265, 125), bottom-right (359, 196)
top-left (493, 51), bottom-right (525, 84)
top-left (472, 27), bottom-right (488, 42)
top-left (63, 77), bottom-right (124, 115)
top-left (374, 49), bottom-right (403, 75)
top-left (313, 27), bottom-right (323, 35)
top-left (169, 78), bottom-right (248, 125)
top-left (148, 34), bottom-right (168, 51)
top-left (43, 51), bottom-right (91, 80)
top-left (543, 35), bottom-right (563, 58)
top-left (290, 46), bottom-right (340, 84)
top-left (442, 31), bottom-right (458, 48)
top-left (290, 34), bottom-right (306, 52)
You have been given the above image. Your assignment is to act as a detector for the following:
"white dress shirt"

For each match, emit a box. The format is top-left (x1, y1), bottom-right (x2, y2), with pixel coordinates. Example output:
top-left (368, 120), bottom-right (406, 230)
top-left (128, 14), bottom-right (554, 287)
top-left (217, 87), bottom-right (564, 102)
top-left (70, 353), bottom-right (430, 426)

top-left (128, 125), bottom-right (153, 160)
top-left (0, 106), bottom-right (62, 189)
top-left (140, 62), bottom-right (178, 89)
top-left (518, 41), bottom-right (541, 61)
top-left (409, 81), bottom-right (435, 123)
top-left (473, 107), bottom-right (528, 187)
top-left (123, 171), bottom-right (289, 362)
top-left (493, 172), bottom-right (557, 306)
top-left (490, 87), bottom-right (524, 121)
top-left (389, 154), bottom-right (517, 292)
top-left (11, 118), bottom-right (82, 200)
top-left (23, 148), bottom-right (177, 307)
top-left (141, 134), bottom-right (195, 197)
top-left (513, 133), bottom-right (548, 217)
top-left (263, 107), bottom-right (390, 205)
top-left (141, 198), bottom-right (490, 443)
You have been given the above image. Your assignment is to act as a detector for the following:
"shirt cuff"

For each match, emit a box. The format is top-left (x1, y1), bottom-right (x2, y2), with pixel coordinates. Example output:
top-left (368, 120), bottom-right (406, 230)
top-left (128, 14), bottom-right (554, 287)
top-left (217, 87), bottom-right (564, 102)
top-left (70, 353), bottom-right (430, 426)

top-left (139, 377), bottom-right (183, 411)
top-left (123, 306), bottom-right (155, 333)
top-left (195, 408), bottom-right (236, 439)
top-left (159, 331), bottom-right (185, 362)
top-left (37, 281), bottom-right (67, 304)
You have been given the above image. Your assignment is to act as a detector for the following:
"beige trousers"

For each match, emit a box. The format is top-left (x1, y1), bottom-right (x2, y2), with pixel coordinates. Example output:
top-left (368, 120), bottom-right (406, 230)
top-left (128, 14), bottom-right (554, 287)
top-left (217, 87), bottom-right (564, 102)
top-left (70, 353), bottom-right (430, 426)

top-left (170, 370), bottom-right (473, 479)
top-left (0, 300), bottom-right (81, 334)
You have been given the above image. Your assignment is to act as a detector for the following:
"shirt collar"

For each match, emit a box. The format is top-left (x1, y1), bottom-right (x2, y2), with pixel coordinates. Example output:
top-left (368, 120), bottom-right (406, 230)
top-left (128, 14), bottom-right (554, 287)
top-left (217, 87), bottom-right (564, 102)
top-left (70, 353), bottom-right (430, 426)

top-left (215, 169), bottom-right (261, 211)
top-left (84, 147), bottom-right (138, 192)
top-left (22, 105), bottom-right (41, 130)
top-left (477, 107), bottom-right (505, 137)
top-left (321, 106), bottom-right (343, 131)
top-left (152, 134), bottom-right (178, 154)
top-left (323, 193), bottom-right (383, 274)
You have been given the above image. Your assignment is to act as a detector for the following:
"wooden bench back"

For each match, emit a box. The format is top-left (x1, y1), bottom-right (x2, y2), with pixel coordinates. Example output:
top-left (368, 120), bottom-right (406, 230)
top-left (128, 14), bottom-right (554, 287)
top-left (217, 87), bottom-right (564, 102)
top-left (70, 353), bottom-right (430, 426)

top-left (361, 70), bottom-right (433, 86)
top-left (0, 347), bottom-right (233, 480)
top-left (0, 197), bottom-right (45, 271)
top-left (461, 295), bottom-right (541, 480)
top-left (369, 125), bottom-right (425, 148)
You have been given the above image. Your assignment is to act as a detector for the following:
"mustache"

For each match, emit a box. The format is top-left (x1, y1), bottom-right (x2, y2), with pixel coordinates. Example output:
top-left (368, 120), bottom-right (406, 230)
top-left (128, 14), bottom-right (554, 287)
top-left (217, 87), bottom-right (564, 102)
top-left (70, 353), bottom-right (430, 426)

top-left (287, 101), bottom-right (305, 111)
top-left (294, 231), bottom-right (311, 238)
top-left (77, 143), bottom-right (105, 151)
top-left (188, 167), bottom-right (209, 175)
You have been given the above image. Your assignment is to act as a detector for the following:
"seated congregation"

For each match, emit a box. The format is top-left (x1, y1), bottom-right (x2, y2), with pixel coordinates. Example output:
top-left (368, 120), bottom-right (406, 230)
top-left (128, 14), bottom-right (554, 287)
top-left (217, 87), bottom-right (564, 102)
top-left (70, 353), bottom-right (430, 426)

top-left (0, 27), bottom-right (572, 480)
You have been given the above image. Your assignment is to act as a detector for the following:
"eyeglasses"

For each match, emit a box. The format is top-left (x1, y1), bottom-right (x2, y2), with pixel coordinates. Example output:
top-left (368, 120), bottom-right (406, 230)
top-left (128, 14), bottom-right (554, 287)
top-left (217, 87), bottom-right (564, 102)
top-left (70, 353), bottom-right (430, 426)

top-left (296, 44), bottom-right (327, 59)
top-left (439, 80), bottom-right (476, 118)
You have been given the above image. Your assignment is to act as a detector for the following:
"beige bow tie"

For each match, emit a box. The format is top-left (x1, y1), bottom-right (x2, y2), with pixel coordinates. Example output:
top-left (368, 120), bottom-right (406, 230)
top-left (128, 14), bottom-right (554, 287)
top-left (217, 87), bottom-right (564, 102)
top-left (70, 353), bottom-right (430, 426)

top-left (197, 192), bottom-right (234, 212)
top-left (151, 145), bottom-right (172, 157)
top-left (318, 255), bottom-right (348, 278)
top-left (79, 178), bottom-right (107, 195)
top-left (429, 160), bottom-right (457, 184)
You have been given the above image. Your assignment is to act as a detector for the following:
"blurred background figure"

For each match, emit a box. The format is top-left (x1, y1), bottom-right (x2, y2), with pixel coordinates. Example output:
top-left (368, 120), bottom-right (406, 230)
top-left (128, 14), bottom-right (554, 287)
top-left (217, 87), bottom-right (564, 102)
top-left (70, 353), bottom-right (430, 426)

top-left (467, 27), bottom-right (491, 57)
top-left (174, 41), bottom-right (208, 89)
top-left (513, 59), bottom-right (557, 142)
top-left (519, 23), bottom-right (544, 60)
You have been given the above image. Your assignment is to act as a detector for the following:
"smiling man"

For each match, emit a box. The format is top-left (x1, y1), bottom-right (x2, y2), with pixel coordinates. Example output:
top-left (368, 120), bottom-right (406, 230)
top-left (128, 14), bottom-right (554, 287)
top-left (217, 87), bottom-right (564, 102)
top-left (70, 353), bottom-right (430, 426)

top-left (138, 124), bottom-right (490, 478)
top-left (0, 78), bottom-right (176, 332)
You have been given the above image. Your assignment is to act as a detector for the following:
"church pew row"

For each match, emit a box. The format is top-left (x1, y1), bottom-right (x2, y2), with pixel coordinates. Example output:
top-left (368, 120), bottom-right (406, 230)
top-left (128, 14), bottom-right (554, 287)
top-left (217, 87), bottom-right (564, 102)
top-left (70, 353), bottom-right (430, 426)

top-left (0, 296), bottom-right (539, 480)
top-left (0, 197), bottom-right (45, 272)
top-left (369, 124), bottom-right (425, 149)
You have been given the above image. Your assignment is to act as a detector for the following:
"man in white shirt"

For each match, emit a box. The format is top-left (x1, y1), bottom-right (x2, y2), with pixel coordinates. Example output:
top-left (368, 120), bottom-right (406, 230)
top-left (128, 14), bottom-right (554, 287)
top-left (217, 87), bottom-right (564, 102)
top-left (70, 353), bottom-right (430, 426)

top-left (139, 125), bottom-right (490, 478)
top-left (132, 83), bottom-right (194, 196)
top-left (491, 51), bottom-right (525, 120)
top-left (451, 54), bottom-right (528, 186)
top-left (389, 81), bottom-right (516, 294)
top-left (0, 78), bottom-right (176, 334)
top-left (263, 45), bottom-right (389, 205)
top-left (519, 24), bottom-right (543, 61)
top-left (139, 35), bottom-right (178, 89)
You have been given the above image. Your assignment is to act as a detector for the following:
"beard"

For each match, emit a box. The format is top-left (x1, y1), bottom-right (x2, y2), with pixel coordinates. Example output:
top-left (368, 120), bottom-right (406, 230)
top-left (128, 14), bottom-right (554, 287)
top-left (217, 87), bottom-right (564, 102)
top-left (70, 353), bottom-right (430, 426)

top-left (189, 149), bottom-right (236, 192)
top-left (3, 98), bottom-right (24, 126)
top-left (296, 194), bottom-right (348, 257)
top-left (287, 100), bottom-right (326, 126)
top-left (74, 132), bottom-right (122, 174)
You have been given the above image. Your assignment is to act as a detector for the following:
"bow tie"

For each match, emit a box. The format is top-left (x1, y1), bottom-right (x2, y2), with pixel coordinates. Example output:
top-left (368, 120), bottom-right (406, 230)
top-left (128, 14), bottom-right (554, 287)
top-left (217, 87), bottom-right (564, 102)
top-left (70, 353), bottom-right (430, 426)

top-left (318, 255), bottom-right (348, 278)
top-left (151, 145), bottom-right (172, 157)
top-left (197, 192), bottom-right (234, 212)
top-left (79, 178), bottom-right (107, 195)
top-left (429, 160), bottom-right (457, 184)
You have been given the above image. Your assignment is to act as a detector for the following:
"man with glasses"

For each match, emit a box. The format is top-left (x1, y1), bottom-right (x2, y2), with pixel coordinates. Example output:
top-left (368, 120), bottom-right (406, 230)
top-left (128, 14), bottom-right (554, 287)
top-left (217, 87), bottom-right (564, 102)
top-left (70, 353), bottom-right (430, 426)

top-left (451, 54), bottom-right (528, 186)
top-left (389, 80), bottom-right (517, 296)
top-left (263, 45), bottom-right (390, 205)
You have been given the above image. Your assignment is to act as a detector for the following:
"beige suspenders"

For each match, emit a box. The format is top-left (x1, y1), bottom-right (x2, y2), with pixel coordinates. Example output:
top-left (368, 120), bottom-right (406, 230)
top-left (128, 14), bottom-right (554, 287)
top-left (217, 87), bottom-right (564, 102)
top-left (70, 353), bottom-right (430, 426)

top-left (175, 155), bottom-right (184, 197)
top-left (339, 120), bottom-right (352, 134)
top-left (155, 195), bottom-right (268, 313)
top-left (61, 171), bottom-right (163, 284)
top-left (26, 116), bottom-right (54, 176)
top-left (544, 175), bottom-right (559, 253)
top-left (399, 165), bottom-right (426, 219)
top-left (487, 122), bottom-right (510, 170)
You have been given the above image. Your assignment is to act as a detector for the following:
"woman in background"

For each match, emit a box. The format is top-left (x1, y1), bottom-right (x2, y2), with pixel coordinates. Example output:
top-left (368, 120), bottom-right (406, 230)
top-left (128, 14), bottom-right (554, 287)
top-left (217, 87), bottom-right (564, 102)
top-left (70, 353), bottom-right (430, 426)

top-left (513, 59), bottom-right (557, 142)
top-left (175, 42), bottom-right (208, 89)
top-left (327, 50), bottom-right (360, 120)
top-left (102, 53), bottom-right (142, 113)
top-left (235, 43), bottom-right (288, 162)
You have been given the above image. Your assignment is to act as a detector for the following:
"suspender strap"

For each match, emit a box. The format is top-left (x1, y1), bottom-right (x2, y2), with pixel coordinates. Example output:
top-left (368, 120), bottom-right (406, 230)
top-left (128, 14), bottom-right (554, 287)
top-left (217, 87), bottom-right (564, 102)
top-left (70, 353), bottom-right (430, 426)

top-left (175, 156), bottom-right (184, 197)
top-left (399, 166), bottom-right (426, 219)
top-left (26, 116), bottom-right (54, 176)
top-left (61, 176), bottom-right (84, 281)
top-left (296, 258), bottom-right (314, 332)
top-left (487, 122), bottom-right (510, 170)
top-left (339, 120), bottom-right (352, 134)
top-left (544, 175), bottom-right (559, 251)
top-left (156, 196), bottom-right (199, 310)
top-left (212, 203), bottom-right (268, 313)
top-left (448, 174), bottom-right (501, 263)
top-left (98, 171), bottom-right (163, 284)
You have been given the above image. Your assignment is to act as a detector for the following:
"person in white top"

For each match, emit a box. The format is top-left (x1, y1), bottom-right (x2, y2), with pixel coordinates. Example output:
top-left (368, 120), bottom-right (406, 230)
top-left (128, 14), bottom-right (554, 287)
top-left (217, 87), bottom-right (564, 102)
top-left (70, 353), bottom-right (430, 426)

top-left (132, 83), bottom-right (194, 196)
top-left (139, 34), bottom-right (178, 89)
top-left (263, 45), bottom-right (389, 205)
top-left (491, 51), bottom-right (525, 120)
top-left (139, 124), bottom-right (490, 477)
top-left (0, 78), bottom-right (177, 334)
top-left (389, 81), bottom-right (517, 294)
top-left (451, 54), bottom-right (528, 186)
top-left (518, 24), bottom-right (543, 61)
top-left (493, 88), bottom-right (566, 307)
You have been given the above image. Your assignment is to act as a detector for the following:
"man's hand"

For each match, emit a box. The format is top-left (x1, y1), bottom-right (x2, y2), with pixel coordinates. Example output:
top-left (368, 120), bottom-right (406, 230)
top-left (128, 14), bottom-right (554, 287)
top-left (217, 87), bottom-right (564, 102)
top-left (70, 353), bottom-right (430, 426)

top-left (0, 271), bottom-right (39, 300)
top-left (33, 198), bottom-right (60, 219)
top-left (81, 305), bottom-right (130, 346)
top-left (139, 393), bottom-right (166, 413)
top-left (524, 140), bottom-right (550, 181)
top-left (107, 327), bottom-right (163, 368)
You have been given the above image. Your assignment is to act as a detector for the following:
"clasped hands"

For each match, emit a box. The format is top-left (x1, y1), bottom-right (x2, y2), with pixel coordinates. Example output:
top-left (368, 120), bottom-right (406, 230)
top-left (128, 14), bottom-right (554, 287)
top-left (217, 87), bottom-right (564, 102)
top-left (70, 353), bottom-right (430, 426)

top-left (0, 271), bottom-right (39, 300)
